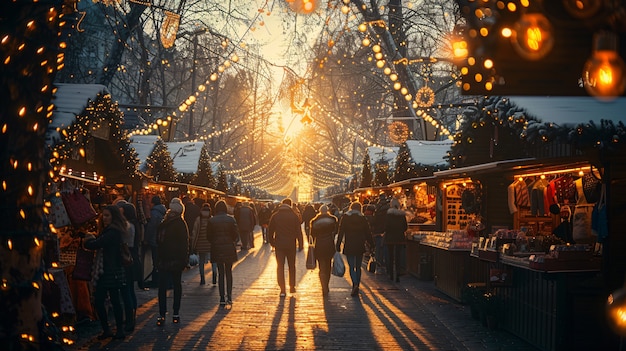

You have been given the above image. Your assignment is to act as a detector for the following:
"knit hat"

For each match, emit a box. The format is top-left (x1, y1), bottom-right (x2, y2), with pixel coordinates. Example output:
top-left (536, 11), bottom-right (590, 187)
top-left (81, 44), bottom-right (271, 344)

top-left (169, 197), bottom-right (185, 214)
top-left (319, 205), bottom-right (329, 213)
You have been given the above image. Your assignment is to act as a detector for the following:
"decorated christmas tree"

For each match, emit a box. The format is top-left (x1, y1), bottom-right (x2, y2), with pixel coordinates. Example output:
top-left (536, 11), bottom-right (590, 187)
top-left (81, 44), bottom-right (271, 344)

top-left (359, 153), bottom-right (373, 188)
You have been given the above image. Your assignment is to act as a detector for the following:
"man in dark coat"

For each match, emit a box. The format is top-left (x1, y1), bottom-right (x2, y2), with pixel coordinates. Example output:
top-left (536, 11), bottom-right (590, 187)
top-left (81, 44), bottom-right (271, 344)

top-left (268, 198), bottom-right (304, 297)
top-left (336, 202), bottom-right (374, 296)
top-left (372, 194), bottom-right (390, 271)
top-left (258, 203), bottom-right (272, 244)
top-left (301, 203), bottom-right (317, 237)
top-left (235, 202), bottom-right (257, 250)
top-left (310, 205), bottom-right (337, 297)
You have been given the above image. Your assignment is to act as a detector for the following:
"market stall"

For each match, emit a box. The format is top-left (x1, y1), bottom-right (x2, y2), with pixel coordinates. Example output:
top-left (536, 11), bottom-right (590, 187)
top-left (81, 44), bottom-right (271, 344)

top-left (43, 83), bottom-right (139, 340)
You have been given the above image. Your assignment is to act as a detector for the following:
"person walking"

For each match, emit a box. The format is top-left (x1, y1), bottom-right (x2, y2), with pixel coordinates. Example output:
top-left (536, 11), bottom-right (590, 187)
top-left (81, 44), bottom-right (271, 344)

top-left (302, 203), bottom-right (317, 237)
top-left (83, 205), bottom-right (128, 340)
top-left (236, 202), bottom-right (257, 250)
top-left (143, 195), bottom-right (166, 286)
top-left (385, 198), bottom-right (408, 283)
top-left (206, 200), bottom-right (239, 305)
top-left (309, 205), bottom-right (337, 297)
top-left (155, 198), bottom-right (189, 326)
top-left (191, 203), bottom-right (218, 285)
top-left (372, 194), bottom-right (390, 272)
top-left (258, 203), bottom-right (272, 244)
top-left (336, 202), bottom-right (374, 296)
top-left (268, 198), bottom-right (304, 297)
top-left (115, 201), bottom-right (137, 333)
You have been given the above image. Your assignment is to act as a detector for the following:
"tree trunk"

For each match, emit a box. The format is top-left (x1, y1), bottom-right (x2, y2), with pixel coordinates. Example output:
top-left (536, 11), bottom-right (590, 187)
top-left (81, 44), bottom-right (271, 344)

top-left (0, 1), bottom-right (66, 349)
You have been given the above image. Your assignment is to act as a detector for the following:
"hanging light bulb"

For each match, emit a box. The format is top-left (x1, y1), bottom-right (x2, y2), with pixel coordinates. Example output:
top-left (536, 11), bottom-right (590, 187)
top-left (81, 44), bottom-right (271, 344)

top-left (562, 0), bottom-right (602, 19)
top-left (583, 31), bottom-right (626, 99)
top-left (511, 13), bottom-right (554, 60)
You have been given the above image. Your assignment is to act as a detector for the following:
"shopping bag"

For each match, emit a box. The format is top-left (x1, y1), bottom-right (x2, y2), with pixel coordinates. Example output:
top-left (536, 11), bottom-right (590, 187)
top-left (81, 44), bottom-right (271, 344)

top-left (189, 253), bottom-right (199, 266)
top-left (306, 246), bottom-right (316, 269)
top-left (367, 255), bottom-right (377, 273)
top-left (72, 242), bottom-right (94, 281)
top-left (331, 251), bottom-right (345, 277)
top-left (49, 194), bottom-right (71, 228)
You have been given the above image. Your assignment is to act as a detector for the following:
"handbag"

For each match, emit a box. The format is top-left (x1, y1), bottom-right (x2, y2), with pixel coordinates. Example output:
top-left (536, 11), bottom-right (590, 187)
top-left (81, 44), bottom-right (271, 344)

top-left (62, 189), bottom-right (97, 226)
top-left (332, 251), bottom-right (345, 277)
top-left (306, 236), bottom-right (316, 270)
top-left (189, 253), bottom-right (199, 266)
top-left (120, 242), bottom-right (134, 267)
top-left (72, 240), bottom-right (94, 281)
top-left (367, 254), bottom-right (377, 273)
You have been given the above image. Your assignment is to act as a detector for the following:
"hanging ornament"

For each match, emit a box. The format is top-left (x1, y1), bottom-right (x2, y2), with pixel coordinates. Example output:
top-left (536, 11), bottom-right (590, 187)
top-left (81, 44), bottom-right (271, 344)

top-left (160, 11), bottom-right (180, 49)
top-left (388, 121), bottom-right (409, 144)
top-left (415, 86), bottom-right (435, 108)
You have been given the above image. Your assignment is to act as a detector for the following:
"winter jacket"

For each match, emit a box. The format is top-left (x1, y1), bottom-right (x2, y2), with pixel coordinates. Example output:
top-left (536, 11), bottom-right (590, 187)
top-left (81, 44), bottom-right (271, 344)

top-left (302, 205), bottom-right (317, 229)
top-left (372, 200), bottom-right (390, 235)
top-left (268, 204), bottom-right (304, 251)
top-left (336, 210), bottom-right (374, 255)
top-left (145, 203), bottom-right (166, 247)
top-left (206, 210), bottom-right (239, 264)
top-left (156, 212), bottom-right (189, 271)
top-left (235, 205), bottom-right (256, 232)
top-left (384, 207), bottom-right (408, 245)
top-left (191, 208), bottom-right (212, 253)
top-left (310, 213), bottom-right (338, 259)
top-left (84, 225), bottom-right (126, 288)
top-left (258, 207), bottom-right (272, 226)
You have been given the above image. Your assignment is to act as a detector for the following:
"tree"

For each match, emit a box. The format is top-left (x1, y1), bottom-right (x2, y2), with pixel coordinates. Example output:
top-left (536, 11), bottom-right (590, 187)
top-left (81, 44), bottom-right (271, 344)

top-left (0, 1), bottom-right (67, 349)
top-left (216, 165), bottom-right (228, 193)
top-left (193, 146), bottom-right (215, 189)
top-left (373, 160), bottom-right (391, 187)
top-left (360, 153), bottom-right (373, 188)
top-left (394, 142), bottom-right (418, 181)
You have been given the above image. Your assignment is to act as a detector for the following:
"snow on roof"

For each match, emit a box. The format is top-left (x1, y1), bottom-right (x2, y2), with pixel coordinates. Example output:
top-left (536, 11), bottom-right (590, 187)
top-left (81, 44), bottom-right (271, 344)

top-left (367, 146), bottom-right (399, 170)
top-left (166, 141), bottom-right (205, 174)
top-left (130, 135), bottom-right (160, 173)
top-left (47, 84), bottom-right (110, 145)
top-left (508, 96), bottom-right (626, 125)
top-left (405, 140), bottom-right (452, 166)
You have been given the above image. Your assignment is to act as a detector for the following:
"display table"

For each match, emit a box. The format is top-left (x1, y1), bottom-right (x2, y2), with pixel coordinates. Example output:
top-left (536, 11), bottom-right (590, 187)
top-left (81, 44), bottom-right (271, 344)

top-left (420, 242), bottom-right (471, 302)
top-left (490, 257), bottom-right (605, 351)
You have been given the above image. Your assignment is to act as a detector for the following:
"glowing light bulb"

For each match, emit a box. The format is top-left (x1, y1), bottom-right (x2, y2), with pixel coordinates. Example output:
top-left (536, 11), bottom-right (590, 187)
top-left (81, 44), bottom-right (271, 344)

top-left (511, 13), bottom-right (554, 60)
top-left (583, 31), bottom-right (626, 99)
top-left (562, 0), bottom-right (602, 19)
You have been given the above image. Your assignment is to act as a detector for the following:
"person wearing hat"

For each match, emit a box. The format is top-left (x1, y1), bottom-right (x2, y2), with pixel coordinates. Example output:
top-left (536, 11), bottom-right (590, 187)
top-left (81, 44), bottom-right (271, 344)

top-left (191, 203), bottom-right (218, 285)
top-left (336, 202), bottom-right (374, 296)
top-left (155, 197), bottom-right (189, 326)
top-left (206, 200), bottom-right (239, 305)
top-left (309, 204), bottom-right (338, 297)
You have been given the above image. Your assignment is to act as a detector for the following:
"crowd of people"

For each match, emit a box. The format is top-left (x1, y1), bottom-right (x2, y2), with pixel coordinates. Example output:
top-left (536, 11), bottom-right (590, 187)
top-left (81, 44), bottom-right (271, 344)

top-left (81, 193), bottom-right (408, 339)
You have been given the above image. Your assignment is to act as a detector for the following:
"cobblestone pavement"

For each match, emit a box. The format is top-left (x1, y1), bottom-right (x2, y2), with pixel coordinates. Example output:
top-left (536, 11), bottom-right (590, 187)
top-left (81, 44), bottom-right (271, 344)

top-left (70, 228), bottom-right (538, 351)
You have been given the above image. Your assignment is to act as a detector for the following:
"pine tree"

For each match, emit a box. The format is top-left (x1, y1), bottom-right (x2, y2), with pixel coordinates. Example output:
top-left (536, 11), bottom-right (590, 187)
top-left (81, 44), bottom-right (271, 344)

top-left (216, 165), bottom-right (229, 193)
top-left (147, 138), bottom-right (176, 181)
top-left (193, 146), bottom-right (215, 188)
top-left (373, 160), bottom-right (390, 186)
top-left (360, 153), bottom-right (373, 187)
top-left (394, 142), bottom-right (418, 181)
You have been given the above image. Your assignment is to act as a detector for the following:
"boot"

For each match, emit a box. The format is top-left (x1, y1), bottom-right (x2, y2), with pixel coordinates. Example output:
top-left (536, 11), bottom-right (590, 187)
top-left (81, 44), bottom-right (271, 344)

top-left (124, 309), bottom-right (136, 332)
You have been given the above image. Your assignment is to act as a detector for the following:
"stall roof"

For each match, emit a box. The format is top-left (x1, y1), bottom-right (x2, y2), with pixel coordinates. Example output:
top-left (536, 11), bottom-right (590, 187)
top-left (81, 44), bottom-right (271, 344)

top-left (166, 141), bottom-right (205, 174)
top-left (405, 140), bottom-right (452, 166)
top-left (47, 83), bottom-right (109, 145)
top-left (433, 157), bottom-right (590, 179)
top-left (508, 96), bottom-right (626, 125)
top-left (130, 135), bottom-right (160, 173)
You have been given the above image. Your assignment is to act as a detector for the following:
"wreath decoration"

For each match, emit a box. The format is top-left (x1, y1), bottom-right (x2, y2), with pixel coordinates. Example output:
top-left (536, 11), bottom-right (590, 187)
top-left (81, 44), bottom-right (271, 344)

top-left (388, 121), bottom-right (409, 144)
top-left (416, 86), bottom-right (435, 108)
top-left (461, 184), bottom-right (482, 215)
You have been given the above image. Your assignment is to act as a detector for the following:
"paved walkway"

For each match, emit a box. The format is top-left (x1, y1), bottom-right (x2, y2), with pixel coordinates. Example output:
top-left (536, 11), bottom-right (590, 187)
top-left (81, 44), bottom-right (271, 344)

top-left (70, 228), bottom-right (538, 351)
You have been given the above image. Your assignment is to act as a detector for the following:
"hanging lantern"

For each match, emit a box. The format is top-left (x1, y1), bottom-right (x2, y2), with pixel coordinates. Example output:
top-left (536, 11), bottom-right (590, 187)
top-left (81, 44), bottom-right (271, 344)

top-left (160, 11), bottom-right (180, 49)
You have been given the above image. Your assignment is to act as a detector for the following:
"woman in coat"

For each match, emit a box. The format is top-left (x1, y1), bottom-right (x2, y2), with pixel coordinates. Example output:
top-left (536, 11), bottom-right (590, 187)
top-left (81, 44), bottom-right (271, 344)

top-left (156, 198), bottom-right (189, 326)
top-left (206, 200), bottom-right (239, 305)
top-left (191, 203), bottom-right (218, 285)
top-left (336, 202), bottom-right (374, 296)
top-left (309, 205), bottom-right (337, 297)
top-left (384, 198), bottom-right (408, 283)
top-left (84, 205), bottom-right (127, 340)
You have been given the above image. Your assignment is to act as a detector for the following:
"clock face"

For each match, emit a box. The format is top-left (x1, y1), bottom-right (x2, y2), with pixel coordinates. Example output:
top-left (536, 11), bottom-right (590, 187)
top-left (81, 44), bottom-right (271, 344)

top-left (86, 136), bottom-right (95, 164)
